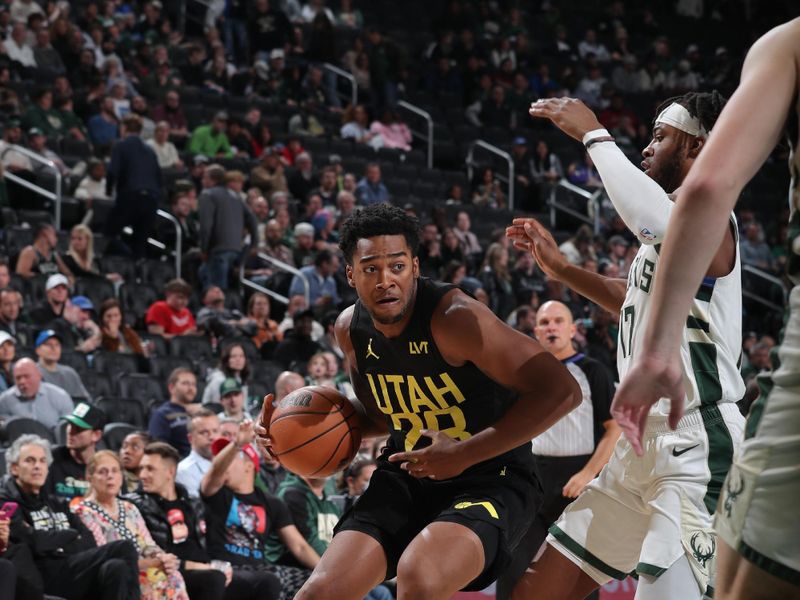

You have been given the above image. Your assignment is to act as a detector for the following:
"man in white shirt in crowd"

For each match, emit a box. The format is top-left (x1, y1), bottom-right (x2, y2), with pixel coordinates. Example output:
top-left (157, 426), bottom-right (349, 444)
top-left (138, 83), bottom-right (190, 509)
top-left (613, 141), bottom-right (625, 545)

top-left (176, 408), bottom-right (220, 498)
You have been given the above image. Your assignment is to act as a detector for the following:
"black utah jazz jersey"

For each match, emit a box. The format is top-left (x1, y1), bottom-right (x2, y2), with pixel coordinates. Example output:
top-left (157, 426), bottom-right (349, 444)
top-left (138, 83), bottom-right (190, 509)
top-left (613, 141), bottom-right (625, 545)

top-left (350, 277), bottom-right (535, 473)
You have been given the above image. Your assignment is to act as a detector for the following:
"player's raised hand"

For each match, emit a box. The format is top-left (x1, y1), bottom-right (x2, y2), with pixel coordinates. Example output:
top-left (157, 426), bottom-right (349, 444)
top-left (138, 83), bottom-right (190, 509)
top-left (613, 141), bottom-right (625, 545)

top-left (528, 97), bottom-right (604, 142)
top-left (611, 354), bottom-right (685, 456)
top-left (388, 430), bottom-right (467, 480)
top-left (255, 394), bottom-right (277, 458)
top-left (506, 218), bottom-right (567, 281)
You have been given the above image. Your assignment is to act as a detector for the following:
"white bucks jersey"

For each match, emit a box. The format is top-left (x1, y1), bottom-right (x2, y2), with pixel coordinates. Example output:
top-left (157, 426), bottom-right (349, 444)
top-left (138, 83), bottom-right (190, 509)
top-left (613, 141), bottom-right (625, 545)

top-left (617, 219), bottom-right (745, 415)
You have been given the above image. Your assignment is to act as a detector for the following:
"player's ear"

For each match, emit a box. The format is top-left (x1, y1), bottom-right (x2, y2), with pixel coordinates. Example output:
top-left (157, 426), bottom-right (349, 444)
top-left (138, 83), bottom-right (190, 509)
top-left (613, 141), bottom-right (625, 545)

top-left (412, 256), bottom-right (420, 277)
top-left (688, 134), bottom-right (706, 159)
top-left (345, 264), bottom-right (355, 287)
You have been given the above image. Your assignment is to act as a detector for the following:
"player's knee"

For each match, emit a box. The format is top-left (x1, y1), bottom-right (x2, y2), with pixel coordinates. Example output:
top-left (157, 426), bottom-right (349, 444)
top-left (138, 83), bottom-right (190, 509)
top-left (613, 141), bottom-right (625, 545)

top-left (396, 557), bottom-right (451, 599)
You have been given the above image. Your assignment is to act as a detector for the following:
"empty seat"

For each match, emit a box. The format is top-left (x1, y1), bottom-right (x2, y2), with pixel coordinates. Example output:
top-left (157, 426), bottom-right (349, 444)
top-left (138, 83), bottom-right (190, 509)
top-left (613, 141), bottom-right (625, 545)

top-left (3, 417), bottom-right (55, 444)
top-left (99, 255), bottom-right (138, 284)
top-left (5, 228), bottom-right (34, 261)
top-left (74, 277), bottom-right (115, 310)
top-left (249, 359), bottom-right (284, 388)
top-left (103, 422), bottom-right (138, 451)
top-left (118, 373), bottom-right (166, 408)
top-left (138, 332), bottom-right (168, 357)
top-left (138, 260), bottom-right (177, 289)
top-left (59, 349), bottom-right (89, 376)
top-left (97, 398), bottom-right (148, 429)
top-left (119, 283), bottom-right (159, 329)
top-left (149, 355), bottom-right (193, 380)
top-left (245, 380), bottom-right (270, 414)
top-left (92, 351), bottom-right (142, 377)
top-left (84, 372), bottom-right (114, 400)
top-left (169, 336), bottom-right (214, 362)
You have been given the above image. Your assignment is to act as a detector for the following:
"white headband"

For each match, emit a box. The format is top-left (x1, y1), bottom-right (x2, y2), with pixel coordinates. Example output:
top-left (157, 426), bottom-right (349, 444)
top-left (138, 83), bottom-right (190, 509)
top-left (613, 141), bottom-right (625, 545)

top-left (655, 102), bottom-right (708, 137)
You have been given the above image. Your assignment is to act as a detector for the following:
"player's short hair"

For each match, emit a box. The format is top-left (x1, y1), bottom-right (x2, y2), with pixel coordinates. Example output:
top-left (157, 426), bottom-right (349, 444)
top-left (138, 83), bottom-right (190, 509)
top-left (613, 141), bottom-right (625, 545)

top-left (654, 91), bottom-right (728, 135)
top-left (339, 203), bottom-right (421, 265)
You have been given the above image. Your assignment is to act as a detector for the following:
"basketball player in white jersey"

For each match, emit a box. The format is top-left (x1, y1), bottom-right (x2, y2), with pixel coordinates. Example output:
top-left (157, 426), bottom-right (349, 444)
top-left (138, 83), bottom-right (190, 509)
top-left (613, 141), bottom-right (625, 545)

top-left (614, 17), bottom-right (800, 599)
top-left (506, 92), bottom-right (744, 599)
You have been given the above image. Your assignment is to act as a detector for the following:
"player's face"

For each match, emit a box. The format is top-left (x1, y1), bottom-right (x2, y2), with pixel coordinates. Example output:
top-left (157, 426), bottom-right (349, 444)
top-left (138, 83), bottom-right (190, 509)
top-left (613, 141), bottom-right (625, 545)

top-left (641, 124), bottom-right (691, 193)
top-left (346, 235), bottom-right (419, 327)
top-left (535, 304), bottom-right (576, 356)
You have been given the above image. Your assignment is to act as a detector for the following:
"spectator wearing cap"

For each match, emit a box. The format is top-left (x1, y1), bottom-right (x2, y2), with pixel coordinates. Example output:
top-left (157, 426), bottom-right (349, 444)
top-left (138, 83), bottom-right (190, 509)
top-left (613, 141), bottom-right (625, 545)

top-left (44, 402), bottom-right (106, 504)
top-left (105, 113), bottom-right (162, 259)
top-left (217, 378), bottom-right (250, 421)
top-left (273, 308), bottom-right (323, 369)
top-left (250, 147), bottom-right (288, 196)
top-left (146, 278), bottom-right (198, 339)
top-left (176, 409), bottom-right (220, 498)
top-left (64, 295), bottom-right (103, 353)
top-left (292, 222), bottom-right (317, 268)
top-left (0, 331), bottom-right (16, 392)
top-left (28, 273), bottom-right (71, 329)
top-left (147, 121), bottom-right (183, 170)
top-left (201, 422), bottom-right (318, 598)
top-left (149, 367), bottom-right (199, 458)
top-left (0, 357), bottom-right (73, 429)
top-left (151, 90), bottom-right (189, 139)
top-left (35, 329), bottom-right (91, 401)
top-left (15, 222), bottom-right (72, 280)
top-left (198, 164), bottom-right (258, 290)
top-left (189, 111), bottom-right (233, 159)
top-left (355, 162), bottom-right (390, 206)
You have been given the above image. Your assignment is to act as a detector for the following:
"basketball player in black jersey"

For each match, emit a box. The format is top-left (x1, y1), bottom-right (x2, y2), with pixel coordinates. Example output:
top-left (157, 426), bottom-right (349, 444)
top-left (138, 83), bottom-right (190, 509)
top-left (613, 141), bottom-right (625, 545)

top-left (256, 203), bottom-right (581, 599)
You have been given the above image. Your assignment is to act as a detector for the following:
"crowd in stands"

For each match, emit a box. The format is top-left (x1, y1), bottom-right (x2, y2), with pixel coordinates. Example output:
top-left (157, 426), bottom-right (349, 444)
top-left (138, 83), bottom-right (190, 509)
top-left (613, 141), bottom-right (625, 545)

top-left (0, 0), bottom-right (793, 598)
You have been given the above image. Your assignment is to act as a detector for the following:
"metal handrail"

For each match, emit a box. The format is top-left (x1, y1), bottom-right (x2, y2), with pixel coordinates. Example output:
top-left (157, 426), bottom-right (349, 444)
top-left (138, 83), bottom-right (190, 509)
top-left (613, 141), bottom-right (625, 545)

top-left (547, 179), bottom-right (603, 234)
top-left (322, 62), bottom-right (357, 107)
top-left (465, 140), bottom-right (515, 210)
top-left (239, 253), bottom-right (310, 307)
top-left (156, 209), bottom-right (182, 279)
top-left (1, 144), bottom-right (62, 228)
top-left (742, 264), bottom-right (787, 313)
top-left (397, 100), bottom-right (433, 169)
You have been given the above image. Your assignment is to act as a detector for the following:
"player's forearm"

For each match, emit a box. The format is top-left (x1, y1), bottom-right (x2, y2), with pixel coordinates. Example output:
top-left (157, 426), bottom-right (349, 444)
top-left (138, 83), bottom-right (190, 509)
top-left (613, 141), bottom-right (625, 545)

top-left (585, 130), bottom-right (673, 244)
top-left (640, 178), bottom-right (734, 359)
top-left (557, 263), bottom-right (627, 314)
top-left (460, 358), bottom-right (581, 467)
top-left (582, 422), bottom-right (622, 477)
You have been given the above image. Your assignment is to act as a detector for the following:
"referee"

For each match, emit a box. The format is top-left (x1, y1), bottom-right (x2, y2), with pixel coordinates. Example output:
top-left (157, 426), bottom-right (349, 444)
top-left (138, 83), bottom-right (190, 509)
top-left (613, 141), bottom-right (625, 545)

top-left (105, 113), bottom-right (162, 258)
top-left (497, 300), bottom-right (621, 599)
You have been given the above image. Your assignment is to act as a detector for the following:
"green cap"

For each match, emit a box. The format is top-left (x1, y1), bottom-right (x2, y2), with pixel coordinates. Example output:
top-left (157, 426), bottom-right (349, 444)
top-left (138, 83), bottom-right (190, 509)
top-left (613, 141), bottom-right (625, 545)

top-left (219, 377), bottom-right (242, 397)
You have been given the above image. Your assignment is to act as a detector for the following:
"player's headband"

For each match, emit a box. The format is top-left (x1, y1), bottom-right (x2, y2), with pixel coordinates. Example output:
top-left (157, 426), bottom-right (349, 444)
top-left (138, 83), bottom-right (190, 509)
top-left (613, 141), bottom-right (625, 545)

top-left (655, 102), bottom-right (708, 137)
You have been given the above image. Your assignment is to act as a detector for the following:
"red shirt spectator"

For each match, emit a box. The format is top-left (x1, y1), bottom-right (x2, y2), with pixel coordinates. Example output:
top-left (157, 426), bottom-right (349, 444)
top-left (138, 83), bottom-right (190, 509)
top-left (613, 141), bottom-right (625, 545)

top-left (146, 279), bottom-right (197, 339)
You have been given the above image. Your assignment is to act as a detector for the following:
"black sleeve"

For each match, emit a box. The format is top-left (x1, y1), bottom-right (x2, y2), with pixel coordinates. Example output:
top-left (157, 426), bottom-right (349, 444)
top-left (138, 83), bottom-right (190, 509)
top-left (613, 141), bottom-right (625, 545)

top-left (200, 486), bottom-right (232, 514)
top-left (281, 487), bottom-right (311, 541)
top-left (580, 357), bottom-right (616, 445)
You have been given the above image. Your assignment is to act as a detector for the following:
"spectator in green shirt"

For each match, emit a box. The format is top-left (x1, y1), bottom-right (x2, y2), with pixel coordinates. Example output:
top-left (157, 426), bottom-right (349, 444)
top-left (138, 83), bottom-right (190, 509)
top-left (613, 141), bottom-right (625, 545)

top-left (189, 111), bottom-right (233, 158)
top-left (22, 88), bottom-right (64, 139)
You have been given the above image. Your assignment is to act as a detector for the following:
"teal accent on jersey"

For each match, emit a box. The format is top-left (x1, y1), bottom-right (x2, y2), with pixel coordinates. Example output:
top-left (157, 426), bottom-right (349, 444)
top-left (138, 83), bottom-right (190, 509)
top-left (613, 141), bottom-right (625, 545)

top-left (549, 524), bottom-right (629, 580)
top-left (686, 316), bottom-right (710, 332)
top-left (636, 562), bottom-right (667, 577)
top-left (690, 342), bottom-right (722, 405)
top-left (739, 540), bottom-right (800, 585)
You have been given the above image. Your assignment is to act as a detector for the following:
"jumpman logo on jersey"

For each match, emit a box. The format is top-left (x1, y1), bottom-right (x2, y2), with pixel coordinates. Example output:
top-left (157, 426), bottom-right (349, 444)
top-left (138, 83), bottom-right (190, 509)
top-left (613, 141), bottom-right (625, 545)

top-left (454, 501), bottom-right (499, 519)
top-left (366, 338), bottom-right (380, 360)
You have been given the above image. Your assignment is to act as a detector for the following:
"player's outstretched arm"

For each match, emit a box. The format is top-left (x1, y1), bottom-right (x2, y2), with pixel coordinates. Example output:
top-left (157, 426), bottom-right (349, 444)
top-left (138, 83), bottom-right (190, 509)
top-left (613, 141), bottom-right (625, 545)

top-left (390, 290), bottom-right (581, 479)
top-left (529, 97), bottom-right (674, 244)
top-left (506, 218), bottom-right (627, 314)
top-left (612, 20), bottom-right (799, 454)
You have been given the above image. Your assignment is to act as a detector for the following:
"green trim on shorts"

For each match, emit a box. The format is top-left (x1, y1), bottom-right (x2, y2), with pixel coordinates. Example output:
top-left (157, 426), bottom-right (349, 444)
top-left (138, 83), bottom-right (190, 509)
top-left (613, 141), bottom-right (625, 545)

top-left (745, 372), bottom-right (773, 439)
top-left (636, 562), bottom-right (667, 577)
top-left (706, 584), bottom-right (715, 598)
top-left (699, 404), bottom-right (734, 514)
top-left (739, 540), bottom-right (800, 586)
top-left (548, 525), bottom-right (628, 581)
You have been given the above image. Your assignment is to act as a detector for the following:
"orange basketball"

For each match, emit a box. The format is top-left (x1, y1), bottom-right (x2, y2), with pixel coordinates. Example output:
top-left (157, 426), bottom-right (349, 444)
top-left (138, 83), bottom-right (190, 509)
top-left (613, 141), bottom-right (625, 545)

top-left (269, 386), bottom-right (362, 477)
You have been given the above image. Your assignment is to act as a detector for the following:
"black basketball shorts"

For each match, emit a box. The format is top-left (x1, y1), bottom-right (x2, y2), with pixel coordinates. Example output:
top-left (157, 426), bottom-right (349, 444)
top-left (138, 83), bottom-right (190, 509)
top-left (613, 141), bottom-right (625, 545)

top-left (334, 455), bottom-right (541, 591)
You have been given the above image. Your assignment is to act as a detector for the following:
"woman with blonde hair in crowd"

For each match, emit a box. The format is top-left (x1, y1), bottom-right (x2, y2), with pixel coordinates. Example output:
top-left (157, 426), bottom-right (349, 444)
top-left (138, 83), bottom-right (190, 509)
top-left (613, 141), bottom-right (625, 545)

top-left (63, 224), bottom-right (122, 282)
top-left (74, 450), bottom-right (189, 600)
top-left (480, 242), bottom-right (516, 320)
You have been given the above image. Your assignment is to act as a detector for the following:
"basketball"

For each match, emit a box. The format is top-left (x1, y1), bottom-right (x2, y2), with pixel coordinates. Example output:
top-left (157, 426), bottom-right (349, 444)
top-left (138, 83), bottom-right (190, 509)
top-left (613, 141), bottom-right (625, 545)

top-left (268, 386), bottom-right (362, 478)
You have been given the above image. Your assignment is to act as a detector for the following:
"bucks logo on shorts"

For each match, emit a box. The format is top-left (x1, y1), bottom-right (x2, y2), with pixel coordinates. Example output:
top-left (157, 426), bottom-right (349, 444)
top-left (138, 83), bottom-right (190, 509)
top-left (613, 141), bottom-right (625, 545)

top-left (689, 531), bottom-right (716, 568)
top-left (723, 466), bottom-right (744, 518)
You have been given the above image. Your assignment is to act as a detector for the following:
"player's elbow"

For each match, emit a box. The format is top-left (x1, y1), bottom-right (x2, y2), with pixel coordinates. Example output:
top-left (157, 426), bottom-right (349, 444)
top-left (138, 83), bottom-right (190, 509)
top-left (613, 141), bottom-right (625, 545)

top-left (559, 375), bottom-right (583, 415)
